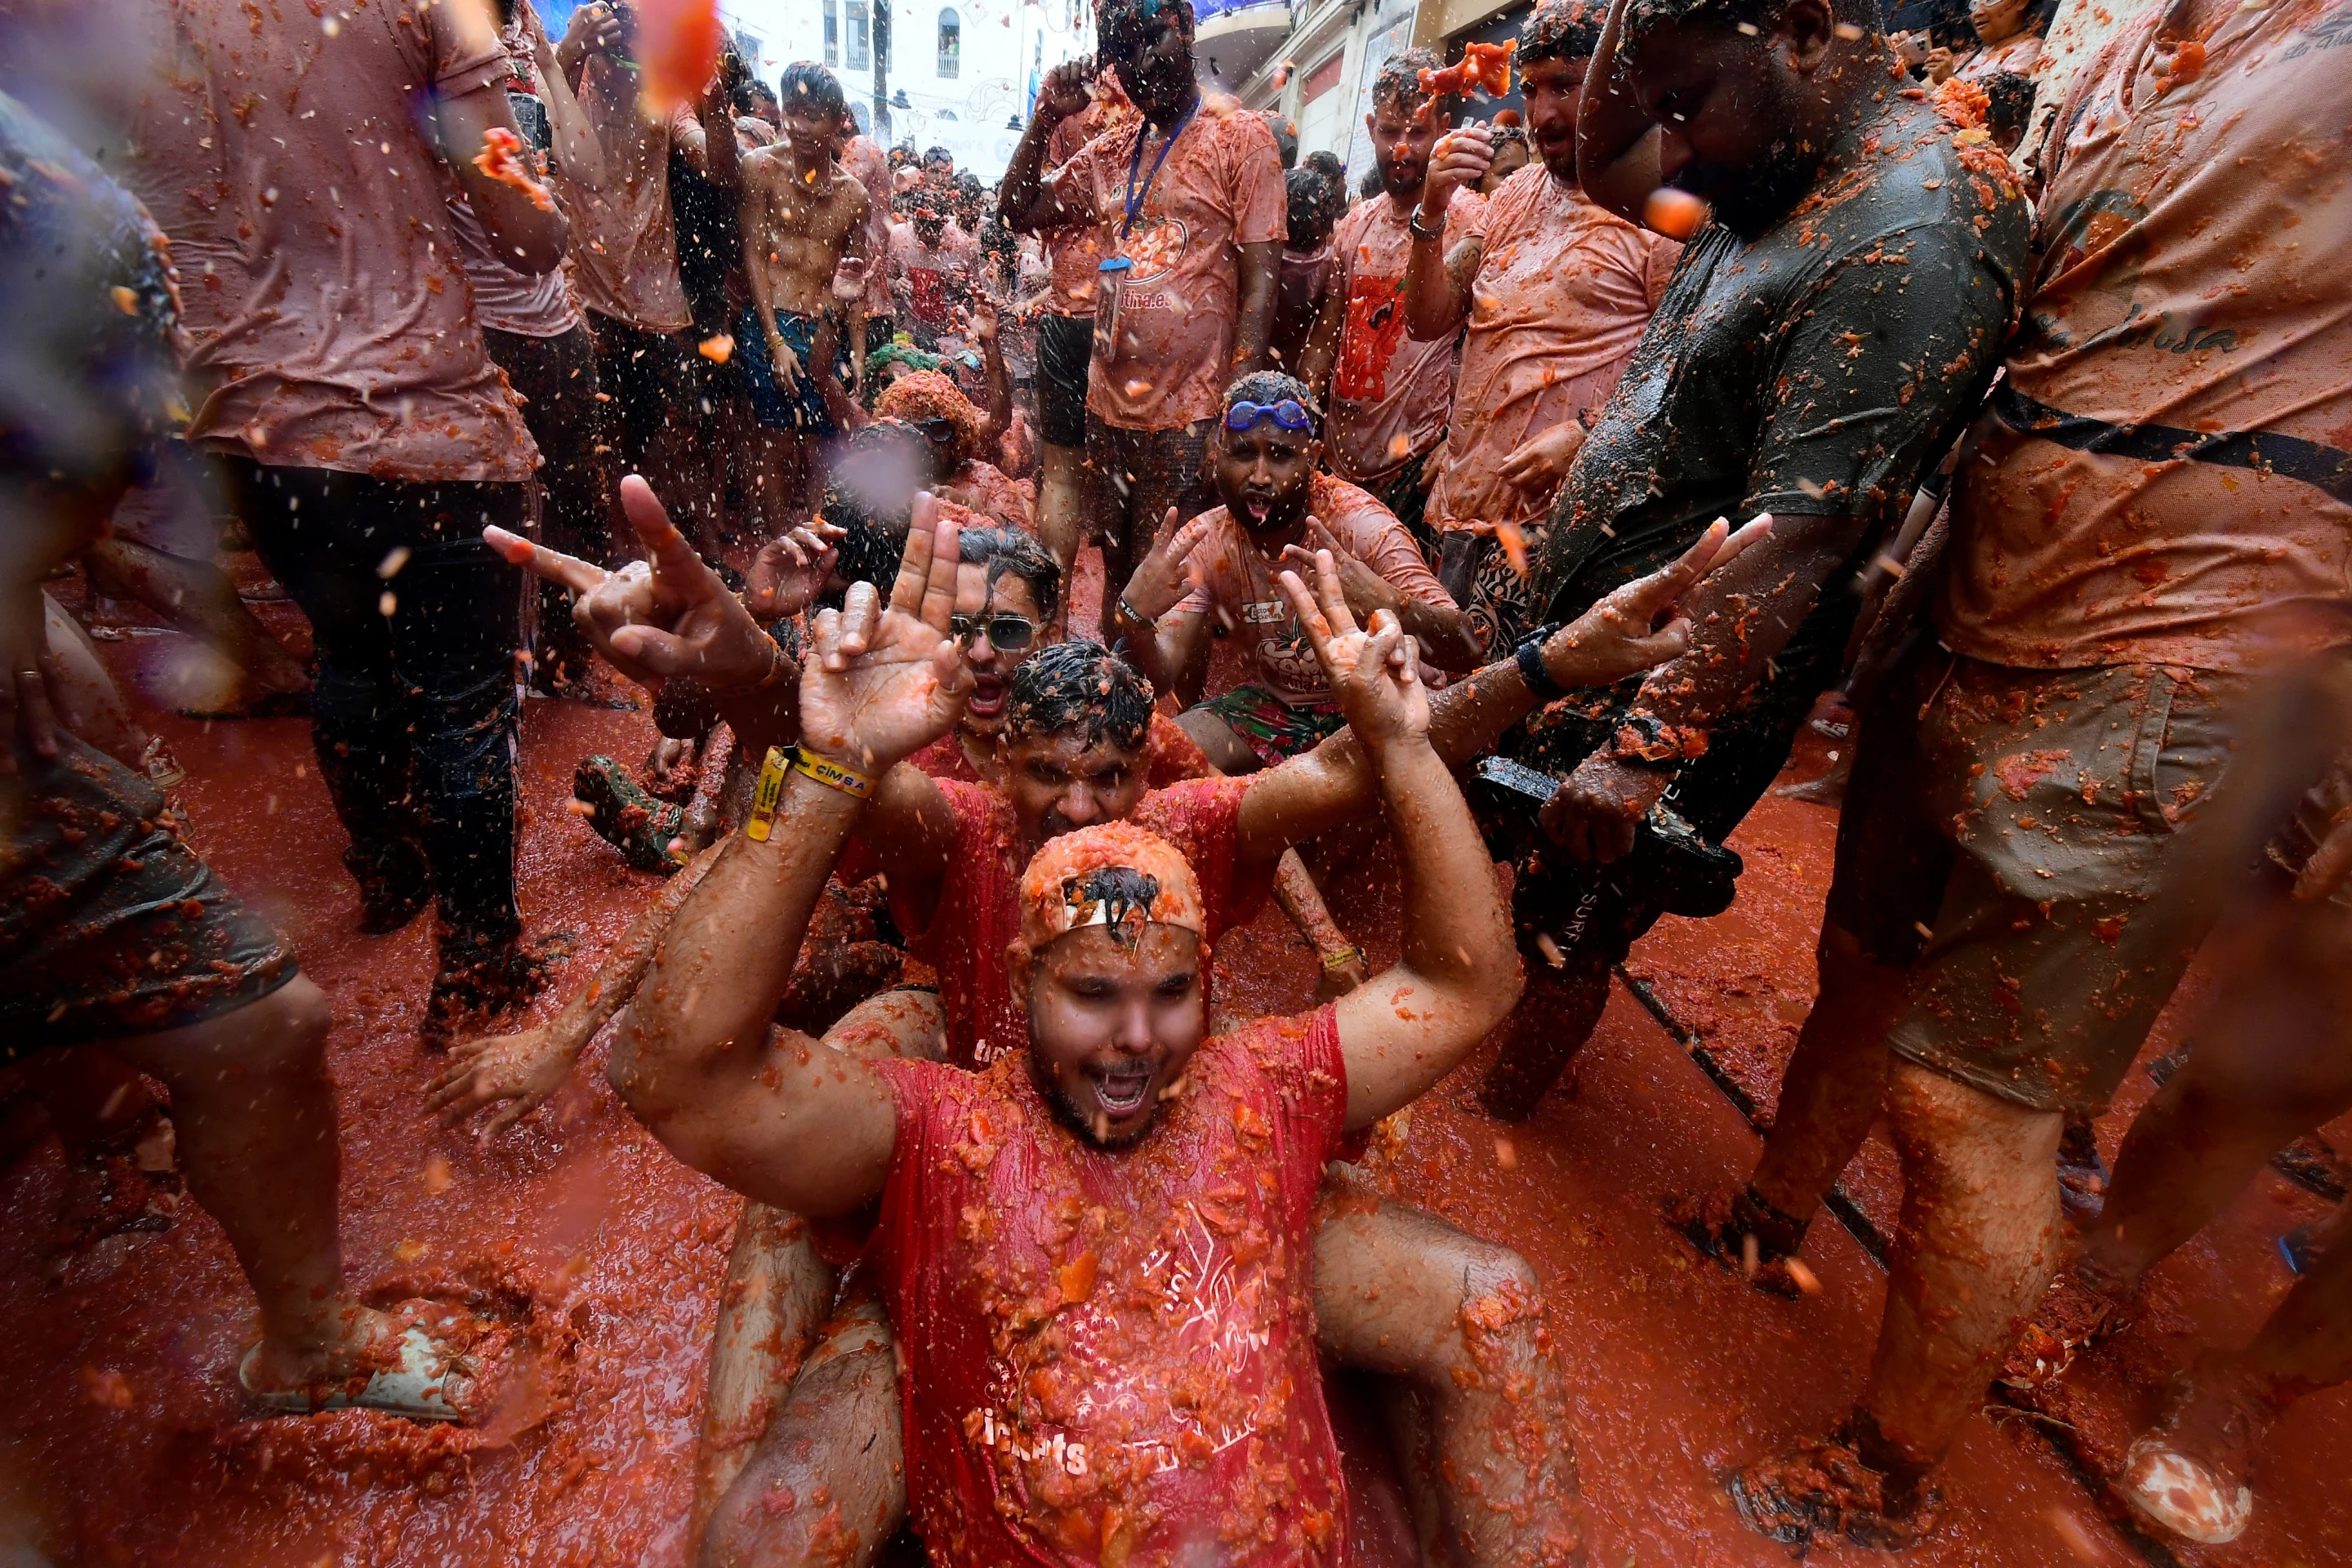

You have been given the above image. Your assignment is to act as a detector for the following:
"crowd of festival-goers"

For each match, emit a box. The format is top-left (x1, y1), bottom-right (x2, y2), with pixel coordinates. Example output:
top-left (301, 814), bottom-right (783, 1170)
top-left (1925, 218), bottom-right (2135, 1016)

top-left (0, 0), bottom-right (2345, 1557)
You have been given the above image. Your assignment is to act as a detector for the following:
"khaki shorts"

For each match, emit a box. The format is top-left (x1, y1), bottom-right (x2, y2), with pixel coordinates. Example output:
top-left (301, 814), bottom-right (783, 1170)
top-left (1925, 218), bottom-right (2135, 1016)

top-left (1830, 648), bottom-right (2246, 1115)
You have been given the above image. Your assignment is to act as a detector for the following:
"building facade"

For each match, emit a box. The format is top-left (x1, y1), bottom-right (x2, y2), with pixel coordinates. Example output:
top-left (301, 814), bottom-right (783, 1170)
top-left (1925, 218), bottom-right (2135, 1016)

top-left (726, 0), bottom-right (1094, 176)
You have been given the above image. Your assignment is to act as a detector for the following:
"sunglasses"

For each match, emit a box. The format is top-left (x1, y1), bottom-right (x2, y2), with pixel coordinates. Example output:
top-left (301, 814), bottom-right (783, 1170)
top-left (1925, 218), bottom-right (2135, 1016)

top-left (912, 416), bottom-right (960, 445)
top-left (1223, 398), bottom-right (1316, 434)
top-left (950, 613), bottom-right (1038, 652)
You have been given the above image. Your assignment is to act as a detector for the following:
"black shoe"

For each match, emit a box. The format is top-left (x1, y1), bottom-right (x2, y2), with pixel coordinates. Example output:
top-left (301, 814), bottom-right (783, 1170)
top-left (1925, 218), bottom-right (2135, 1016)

top-left (423, 933), bottom-right (559, 1047)
top-left (347, 840), bottom-right (433, 934)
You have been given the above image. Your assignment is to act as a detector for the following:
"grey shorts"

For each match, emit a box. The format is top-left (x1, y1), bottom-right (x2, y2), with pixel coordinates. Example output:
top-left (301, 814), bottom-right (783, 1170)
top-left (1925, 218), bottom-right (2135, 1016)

top-left (0, 738), bottom-right (296, 1054)
top-left (1830, 647), bottom-right (2246, 1114)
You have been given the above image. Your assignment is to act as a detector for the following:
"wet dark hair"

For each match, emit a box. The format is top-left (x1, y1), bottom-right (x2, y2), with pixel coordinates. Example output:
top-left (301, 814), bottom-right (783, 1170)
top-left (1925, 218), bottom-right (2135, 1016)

top-left (1286, 167), bottom-right (1343, 249)
top-left (1371, 46), bottom-right (1456, 122)
top-left (1005, 641), bottom-right (1155, 753)
top-left (1624, 0), bottom-right (1881, 47)
top-left (1223, 369), bottom-right (1322, 432)
top-left (1264, 110), bottom-right (1300, 168)
top-left (735, 76), bottom-right (779, 114)
top-left (1980, 69), bottom-right (2035, 145)
top-left (0, 96), bottom-right (181, 490)
top-left (1521, 0), bottom-right (1606, 64)
top-left (1096, 0), bottom-right (1189, 69)
top-left (960, 525), bottom-right (1062, 622)
top-left (1303, 149), bottom-right (1346, 186)
top-left (779, 61), bottom-right (849, 121)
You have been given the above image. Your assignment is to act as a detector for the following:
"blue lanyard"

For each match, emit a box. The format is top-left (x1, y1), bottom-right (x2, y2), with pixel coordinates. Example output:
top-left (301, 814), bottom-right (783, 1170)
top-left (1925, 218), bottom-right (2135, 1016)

top-left (1121, 100), bottom-right (1197, 238)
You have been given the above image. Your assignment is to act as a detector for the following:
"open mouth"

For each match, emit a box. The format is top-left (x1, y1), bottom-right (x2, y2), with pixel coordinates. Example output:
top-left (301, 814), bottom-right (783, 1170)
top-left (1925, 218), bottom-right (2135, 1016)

top-left (1242, 497), bottom-right (1275, 526)
top-left (967, 674), bottom-right (1005, 716)
top-left (1090, 1060), bottom-right (1153, 1116)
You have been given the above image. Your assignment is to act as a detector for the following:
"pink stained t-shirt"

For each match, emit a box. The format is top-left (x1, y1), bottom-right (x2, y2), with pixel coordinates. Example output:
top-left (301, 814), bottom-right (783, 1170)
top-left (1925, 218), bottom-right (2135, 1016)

top-left (114, 4), bottom-right (241, 346)
top-left (1325, 186), bottom-right (1485, 486)
top-left (1422, 165), bottom-right (1677, 536)
top-left (176, 0), bottom-right (536, 483)
top-left (1174, 474), bottom-right (1455, 706)
top-left (446, 1), bottom-right (577, 340)
top-left (874, 1006), bottom-right (1351, 1568)
top-left (551, 53), bottom-right (697, 333)
top-left (1937, 0), bottom-right (2352, 674)
top-left (1065, 96), bottom-right (1288, 432)
top-left (1041, 96), bottom-right (1138, 318)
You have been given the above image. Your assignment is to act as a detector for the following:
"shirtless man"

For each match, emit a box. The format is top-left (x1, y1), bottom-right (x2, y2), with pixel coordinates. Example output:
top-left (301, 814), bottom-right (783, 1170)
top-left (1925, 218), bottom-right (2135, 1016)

top-left (737, 61), bottom-right (870, 531)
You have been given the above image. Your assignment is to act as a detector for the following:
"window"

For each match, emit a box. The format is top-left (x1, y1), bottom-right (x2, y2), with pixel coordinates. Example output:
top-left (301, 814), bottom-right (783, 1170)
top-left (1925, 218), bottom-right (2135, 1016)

top-left (937, 7), bottom-right (960, 78)
top-left (823, 0), bottom-right (838, 66)
top-left (847, 0), bottom-right (871, 71)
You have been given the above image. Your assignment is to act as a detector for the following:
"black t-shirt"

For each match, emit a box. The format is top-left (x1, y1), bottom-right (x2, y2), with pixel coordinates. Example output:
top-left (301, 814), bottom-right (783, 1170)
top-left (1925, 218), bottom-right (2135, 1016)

top-left (1531, 91), bottom-right (2031, 629)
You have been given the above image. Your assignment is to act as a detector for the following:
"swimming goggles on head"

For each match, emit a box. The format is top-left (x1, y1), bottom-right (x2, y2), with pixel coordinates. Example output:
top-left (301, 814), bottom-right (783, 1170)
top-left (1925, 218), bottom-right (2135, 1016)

top-left (1223, 399), bottom-right (1316, 434)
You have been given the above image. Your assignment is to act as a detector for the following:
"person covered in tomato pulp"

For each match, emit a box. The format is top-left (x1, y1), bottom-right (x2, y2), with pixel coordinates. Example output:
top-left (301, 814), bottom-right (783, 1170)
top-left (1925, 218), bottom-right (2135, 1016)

top-left (603, 497), bottom-right (1541, 1568)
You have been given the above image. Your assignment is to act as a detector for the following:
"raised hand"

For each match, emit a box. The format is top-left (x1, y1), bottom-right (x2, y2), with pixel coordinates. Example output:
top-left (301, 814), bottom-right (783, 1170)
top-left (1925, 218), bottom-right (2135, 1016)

top-left (1120, 508), bottom-right (1212, 621)
top-left (425, 1024), bottom-right (578, 1136)
top-left (745, 521), bottom-right (844, 621)
top-left (1422, 123), bottom-right (1494, 221)
top-left (485, 474), bottom-right (777, 694)
top-left (558, 0), bottom-right (621, 73)
top-left (1539, 513), bottom-right (1771, 688)
top-left (1036, 59), bottom-right (1096, 125)
top-left (798, 494), bottom-right (972, 773)
top-left (1283, 523), bottom-right (1401, 624)
top-left (1277, 550), bottom-right (1429, 750)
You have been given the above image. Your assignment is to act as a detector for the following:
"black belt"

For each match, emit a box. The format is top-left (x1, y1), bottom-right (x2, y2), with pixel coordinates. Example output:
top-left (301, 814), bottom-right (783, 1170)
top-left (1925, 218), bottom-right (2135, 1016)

top-left (1993, 383), bottom-right (2352, 508)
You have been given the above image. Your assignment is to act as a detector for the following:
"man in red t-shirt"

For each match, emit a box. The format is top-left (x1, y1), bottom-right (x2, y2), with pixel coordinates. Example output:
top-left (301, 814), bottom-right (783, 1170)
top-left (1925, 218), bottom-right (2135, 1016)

top-left (501, 485), bottom-right (1757, 1567)
top-left (607, 512), bottom-right (1552, 1568)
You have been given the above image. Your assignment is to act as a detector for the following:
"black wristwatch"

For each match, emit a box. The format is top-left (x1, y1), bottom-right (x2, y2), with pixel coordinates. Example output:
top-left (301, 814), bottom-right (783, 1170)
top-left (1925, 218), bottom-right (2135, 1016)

top-left (1513, 621), bottom-right (1567, 701)
top-left (1407, 206), bottom-right (1446, 243)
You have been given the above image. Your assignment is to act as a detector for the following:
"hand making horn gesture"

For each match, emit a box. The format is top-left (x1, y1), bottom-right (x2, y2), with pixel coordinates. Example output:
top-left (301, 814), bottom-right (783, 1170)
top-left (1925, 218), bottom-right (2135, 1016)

top-left (486, 474), bottom-right (816, 694)
top-left (798, 493), bottom-right (974, 775)
top-left (1277, 550), bottom-right (1431, 751)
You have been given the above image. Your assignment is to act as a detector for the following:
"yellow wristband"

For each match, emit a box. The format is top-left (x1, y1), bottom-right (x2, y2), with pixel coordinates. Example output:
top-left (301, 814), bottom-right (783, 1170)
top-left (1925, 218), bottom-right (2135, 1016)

top-left (791, 746), bottom-right (875, 800)
top-left (743, 746), bottom-right (791, 841)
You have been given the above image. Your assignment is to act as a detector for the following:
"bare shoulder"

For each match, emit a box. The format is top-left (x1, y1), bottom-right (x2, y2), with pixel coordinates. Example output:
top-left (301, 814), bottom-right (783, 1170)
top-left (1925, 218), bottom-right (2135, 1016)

top-left (739, 143), bottom-right (786, 188)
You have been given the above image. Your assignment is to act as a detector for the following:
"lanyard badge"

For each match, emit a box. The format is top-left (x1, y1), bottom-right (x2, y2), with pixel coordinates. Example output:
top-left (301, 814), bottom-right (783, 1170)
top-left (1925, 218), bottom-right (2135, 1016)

top-left (1098, 104), bottom-right (1196, 343)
